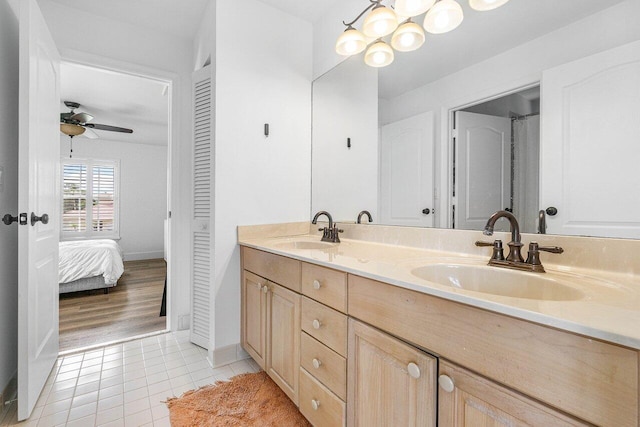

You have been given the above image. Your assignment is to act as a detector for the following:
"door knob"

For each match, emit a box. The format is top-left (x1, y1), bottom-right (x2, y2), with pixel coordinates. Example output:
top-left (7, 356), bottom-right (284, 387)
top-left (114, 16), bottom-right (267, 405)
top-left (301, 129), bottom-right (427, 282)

top-left (545, 207), bottom-right (558, 216)
top-left (2, 214), bottom-right (18, 225)
top-left (422, 208), bottom-right (430, 215)
top-left (31, 213), bottom-right (49, 226)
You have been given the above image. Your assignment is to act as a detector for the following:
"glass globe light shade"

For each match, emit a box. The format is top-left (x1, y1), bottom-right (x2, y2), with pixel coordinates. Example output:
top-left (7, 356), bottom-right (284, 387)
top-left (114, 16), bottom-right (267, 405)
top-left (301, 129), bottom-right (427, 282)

top-left (362, 5), bottom-right (398, 38)
top-left (364, 41), bottom-right (395, 68)
top-left (423, 0), bottom-right (464, 34)
top-left (335, 27), bottom-right (367, 56)
top-left (394, 0), bottom-right (436, 18)
top-left (391, 21), bottom-right (425, 52)
top-left (469, 0), bottom-right (510, 11)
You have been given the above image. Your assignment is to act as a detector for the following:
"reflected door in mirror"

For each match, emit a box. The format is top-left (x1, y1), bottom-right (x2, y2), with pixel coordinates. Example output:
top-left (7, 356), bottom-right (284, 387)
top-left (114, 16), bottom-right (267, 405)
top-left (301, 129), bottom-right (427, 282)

top-left (380, 112), bottom-right (435, 227)
top-left (541, 40), bottom-right (640, 239)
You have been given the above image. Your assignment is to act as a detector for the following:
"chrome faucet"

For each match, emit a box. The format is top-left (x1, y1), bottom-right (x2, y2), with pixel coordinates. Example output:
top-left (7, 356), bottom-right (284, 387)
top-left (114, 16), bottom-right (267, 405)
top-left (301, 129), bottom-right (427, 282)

top-left (357, 210), bottom-right (373, 224)
top-left (477, 210), bottom-right (563, 273)
top-left (312, 211), bottom-right (343, 243)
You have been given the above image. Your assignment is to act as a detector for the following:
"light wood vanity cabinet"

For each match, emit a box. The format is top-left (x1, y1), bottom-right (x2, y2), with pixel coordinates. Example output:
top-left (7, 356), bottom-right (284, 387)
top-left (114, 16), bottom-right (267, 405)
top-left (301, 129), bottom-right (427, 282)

top-left (349, 273), bottom-right (638, 427)
top-left (299, 263), bottom-right (348, 426)
top-left (348, 319), bottom-right (437, 427)
top-left (241, 246), bottom-right (639, 427)
top-left (241, 248), bottom-right (301, 404)
top-left (438, 361), bottom-right (590, 426)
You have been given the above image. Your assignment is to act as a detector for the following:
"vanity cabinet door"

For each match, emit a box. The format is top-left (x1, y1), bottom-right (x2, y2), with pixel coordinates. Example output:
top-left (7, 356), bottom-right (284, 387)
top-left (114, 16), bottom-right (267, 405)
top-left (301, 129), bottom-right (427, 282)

top-left (347, 319), bottom-right (436, 427)
top-left (266, 282), bottom-right (301, 405)
top-left (438, 360), bottom-right (590, 427)
top-left (241, 270), bottom-right (267, 369)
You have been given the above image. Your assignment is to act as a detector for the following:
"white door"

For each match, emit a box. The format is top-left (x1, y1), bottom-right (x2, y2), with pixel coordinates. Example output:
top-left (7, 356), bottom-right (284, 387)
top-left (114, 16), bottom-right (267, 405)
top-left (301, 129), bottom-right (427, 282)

top-left (190, 65), bottom-right (212, 349)
top-left (17, 0), bottom-right (61, 421)
top-left (379, 112), bottom-right (435, 227)
top-left (454, 111), bottom-right (511, 231)
top-left (541, 40), bottom-right (640, 238)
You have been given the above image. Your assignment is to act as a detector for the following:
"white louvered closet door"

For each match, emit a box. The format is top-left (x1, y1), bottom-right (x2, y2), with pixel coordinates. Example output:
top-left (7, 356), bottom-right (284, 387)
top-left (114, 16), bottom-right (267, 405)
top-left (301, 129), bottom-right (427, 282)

top-left (191, 65), bottom-right (213, 349)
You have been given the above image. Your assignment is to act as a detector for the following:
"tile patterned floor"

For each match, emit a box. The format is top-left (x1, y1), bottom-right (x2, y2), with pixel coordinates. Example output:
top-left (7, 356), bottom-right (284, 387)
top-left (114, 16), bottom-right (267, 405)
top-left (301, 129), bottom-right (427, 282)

top-left (1, 331), bottom-right (260, 427)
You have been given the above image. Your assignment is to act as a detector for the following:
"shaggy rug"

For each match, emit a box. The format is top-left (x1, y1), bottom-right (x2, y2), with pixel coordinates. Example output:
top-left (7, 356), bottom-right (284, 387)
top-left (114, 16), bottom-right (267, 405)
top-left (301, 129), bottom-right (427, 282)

top-left (166, 371), bottom-right (311, 426)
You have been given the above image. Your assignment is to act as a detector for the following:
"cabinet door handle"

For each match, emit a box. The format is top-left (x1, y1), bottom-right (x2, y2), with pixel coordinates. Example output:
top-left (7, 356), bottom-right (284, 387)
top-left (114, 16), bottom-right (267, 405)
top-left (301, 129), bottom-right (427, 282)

top-left (261, 285), bottom-right (268, 294)
top-left (407, 362), bottom-right (421, 379)
top-left (312, 279), bottom-right (321, 290)
top-left (312, 319), bottom-right (322, 330)
top-left (311, 399), bottom-right (320, 411)
top-left (438, 374), bottom-right (455, 393)
top-left (312, 358), bottom-right (322, 369)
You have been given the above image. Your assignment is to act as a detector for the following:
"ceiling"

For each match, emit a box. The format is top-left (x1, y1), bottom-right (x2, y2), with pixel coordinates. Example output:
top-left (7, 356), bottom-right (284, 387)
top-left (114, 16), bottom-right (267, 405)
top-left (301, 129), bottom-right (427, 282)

top-left (257, 0), bottom-right (340, 23)
top-left (60, 63), bottom-right (169, 146)
top-left (46, 0), bottom-right (211, 40)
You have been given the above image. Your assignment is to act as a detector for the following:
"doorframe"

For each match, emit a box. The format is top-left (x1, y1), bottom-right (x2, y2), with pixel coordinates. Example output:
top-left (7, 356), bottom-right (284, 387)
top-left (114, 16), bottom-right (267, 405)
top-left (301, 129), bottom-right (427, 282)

top-left (58, 48), bottom-right (179, 331)
top-left (438, 80), bottom-right (540, 230)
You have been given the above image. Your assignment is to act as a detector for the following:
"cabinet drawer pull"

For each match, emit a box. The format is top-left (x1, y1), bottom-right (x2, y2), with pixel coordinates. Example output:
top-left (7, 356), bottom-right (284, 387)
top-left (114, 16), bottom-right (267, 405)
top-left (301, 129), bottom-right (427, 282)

top-left (313, 279), bottom-right (321, 290)
top-left (407, 362), bottom-right (421, 379)
top-left (312, 319), bottom-right (322, 330)
top-left (312, 358), bottom-right (322, 369)
top-left (311, 399), bottom-right (320, 411)
top-left (438, 374), bottom-right (455, 393)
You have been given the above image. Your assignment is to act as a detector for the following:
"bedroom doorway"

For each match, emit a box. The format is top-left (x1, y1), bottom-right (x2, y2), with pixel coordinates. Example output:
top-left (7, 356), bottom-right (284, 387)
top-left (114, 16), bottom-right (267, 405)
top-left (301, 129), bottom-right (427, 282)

top-left (57, 62), bottom-right (171, 352)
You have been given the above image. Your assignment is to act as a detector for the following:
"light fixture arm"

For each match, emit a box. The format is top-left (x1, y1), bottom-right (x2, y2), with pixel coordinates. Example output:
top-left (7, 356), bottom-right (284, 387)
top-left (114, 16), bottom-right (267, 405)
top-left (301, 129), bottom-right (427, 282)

top-left (342, 0), bottom-right (382, 28)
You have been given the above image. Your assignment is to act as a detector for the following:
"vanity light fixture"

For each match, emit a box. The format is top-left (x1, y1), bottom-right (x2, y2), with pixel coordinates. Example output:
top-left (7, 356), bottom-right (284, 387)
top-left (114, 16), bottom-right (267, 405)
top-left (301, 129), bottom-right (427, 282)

top-left (423, 0), bottom-right (464, 34)
top-left (365, 40), bottom-right (395, 67)
top-left (469, 0), bottom-right (510, 11)
top-left (336, 0), bottom-right (510, 67)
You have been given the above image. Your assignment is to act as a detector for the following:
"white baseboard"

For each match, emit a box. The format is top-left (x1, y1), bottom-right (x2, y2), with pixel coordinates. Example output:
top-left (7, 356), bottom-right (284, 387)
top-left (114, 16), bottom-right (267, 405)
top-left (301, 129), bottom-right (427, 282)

top-left (210, 343), bottom-right (250, 368)
top-left (123, 251), bottom-right (165, 261)
top-left (0, 372), bottom-right (17, 422)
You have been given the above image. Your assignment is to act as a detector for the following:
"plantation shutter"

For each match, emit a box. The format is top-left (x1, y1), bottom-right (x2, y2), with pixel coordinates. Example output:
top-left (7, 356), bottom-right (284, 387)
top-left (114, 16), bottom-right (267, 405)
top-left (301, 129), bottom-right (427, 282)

top-left (191, 65), bottom-right (213, 349)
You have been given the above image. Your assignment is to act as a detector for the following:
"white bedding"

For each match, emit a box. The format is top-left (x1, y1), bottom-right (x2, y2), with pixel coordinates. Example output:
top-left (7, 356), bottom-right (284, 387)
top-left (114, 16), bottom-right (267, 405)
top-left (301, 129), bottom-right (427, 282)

top-left (59, 239), bottom-right (124, 285)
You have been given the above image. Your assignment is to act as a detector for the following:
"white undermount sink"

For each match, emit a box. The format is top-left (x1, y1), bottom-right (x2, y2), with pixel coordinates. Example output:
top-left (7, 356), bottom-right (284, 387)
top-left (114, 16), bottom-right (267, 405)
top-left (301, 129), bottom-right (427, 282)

top-left (411, 263), bottom-right (584, 301)
top-left (274, 240), bottom-right (337, 250)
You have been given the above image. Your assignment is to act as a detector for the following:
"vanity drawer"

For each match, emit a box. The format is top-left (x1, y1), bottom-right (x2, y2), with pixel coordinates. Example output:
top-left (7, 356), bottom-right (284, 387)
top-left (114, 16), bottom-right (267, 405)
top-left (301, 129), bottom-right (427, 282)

top-left (242, 247), bottom-right (301, 292)
top-left (301, 263), bottom-right (347, 313)
top-left (300, 332), bottom-right (346, 401)
top-left (299, 368), bottom-right (345, 427)
top-left (302, 297), bottom-right (348, 357)
top-left (348, 274), bottom-right (638, 427)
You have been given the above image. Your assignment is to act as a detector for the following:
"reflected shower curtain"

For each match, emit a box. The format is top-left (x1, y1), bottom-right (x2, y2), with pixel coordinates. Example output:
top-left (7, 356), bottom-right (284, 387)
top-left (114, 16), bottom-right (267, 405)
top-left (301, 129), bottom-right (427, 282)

top-left (513, 115), bottom-right (540, 234)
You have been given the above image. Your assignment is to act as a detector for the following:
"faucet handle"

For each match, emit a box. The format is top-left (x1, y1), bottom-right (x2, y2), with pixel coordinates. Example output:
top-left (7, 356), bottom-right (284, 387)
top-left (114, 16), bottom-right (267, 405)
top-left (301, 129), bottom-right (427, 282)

top-left (526, 242), bottom-right (564, 267)
top-left (476, 240), bottom-right (505, 261)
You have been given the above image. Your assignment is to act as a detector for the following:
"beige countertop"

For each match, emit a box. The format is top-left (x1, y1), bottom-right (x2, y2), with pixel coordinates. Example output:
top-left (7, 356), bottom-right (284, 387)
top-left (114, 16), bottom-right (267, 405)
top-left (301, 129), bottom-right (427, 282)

top-left (239, 228), bottom-right (640, 351)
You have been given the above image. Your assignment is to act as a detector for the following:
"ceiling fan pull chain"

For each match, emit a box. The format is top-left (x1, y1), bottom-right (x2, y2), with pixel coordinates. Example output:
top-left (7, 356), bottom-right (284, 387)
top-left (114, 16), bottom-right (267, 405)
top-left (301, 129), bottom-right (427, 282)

top-left (69, 135), bottom-right (73, 158)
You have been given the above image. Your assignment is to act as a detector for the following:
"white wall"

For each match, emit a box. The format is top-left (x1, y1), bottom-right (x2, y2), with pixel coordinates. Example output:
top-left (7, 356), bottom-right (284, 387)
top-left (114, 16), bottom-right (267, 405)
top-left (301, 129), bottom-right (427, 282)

top-left (38, 0), bottom-right (195, 330)
top-left (0, 0), bottom-right (19, 400)
top-left (60, 138), bottom-right (167, 260)
top-left (211, 0), bottom-right (312, 355)
top-left (312, 55), bottom-right (378, 222)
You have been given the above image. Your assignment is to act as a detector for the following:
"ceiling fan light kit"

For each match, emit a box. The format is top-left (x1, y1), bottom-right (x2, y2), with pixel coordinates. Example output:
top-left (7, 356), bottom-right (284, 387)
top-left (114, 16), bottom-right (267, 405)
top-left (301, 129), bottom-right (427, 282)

top-left (337, 0), bottom-right (510, 67)
top-left (59, 100), bottom-right (134, 137)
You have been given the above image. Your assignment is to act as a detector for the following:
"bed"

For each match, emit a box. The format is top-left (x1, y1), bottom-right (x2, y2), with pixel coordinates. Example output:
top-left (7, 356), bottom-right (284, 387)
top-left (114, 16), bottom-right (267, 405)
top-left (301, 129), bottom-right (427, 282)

top-left (59, 239), bottom-right (125, 294)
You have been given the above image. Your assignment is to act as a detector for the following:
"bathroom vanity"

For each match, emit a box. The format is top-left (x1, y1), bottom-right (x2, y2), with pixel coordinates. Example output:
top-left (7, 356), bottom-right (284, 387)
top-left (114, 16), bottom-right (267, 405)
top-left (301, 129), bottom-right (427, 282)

top-left (239, 222), bottom-right (640, 426)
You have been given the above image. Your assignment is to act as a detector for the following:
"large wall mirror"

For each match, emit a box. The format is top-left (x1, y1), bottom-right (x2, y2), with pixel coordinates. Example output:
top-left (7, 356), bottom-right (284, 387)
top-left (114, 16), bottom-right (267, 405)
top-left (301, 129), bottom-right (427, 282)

top-left (312, 0), bottom-right (640, 239)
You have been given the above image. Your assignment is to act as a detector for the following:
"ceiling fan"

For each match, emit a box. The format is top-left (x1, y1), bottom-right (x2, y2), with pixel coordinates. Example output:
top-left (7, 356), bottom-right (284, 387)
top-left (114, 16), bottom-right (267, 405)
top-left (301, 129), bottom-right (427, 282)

top-left (60, 101), bottom-right (133, 138)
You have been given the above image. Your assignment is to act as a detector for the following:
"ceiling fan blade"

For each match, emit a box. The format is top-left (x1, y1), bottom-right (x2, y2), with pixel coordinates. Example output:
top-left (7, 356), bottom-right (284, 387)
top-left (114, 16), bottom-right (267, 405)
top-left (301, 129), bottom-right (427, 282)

top-left (84, 123), bottom-right (133, 133)
top-left (70, 112), bottom-right (93, 123)
top-left (82, 128), bottom-right (99, 139)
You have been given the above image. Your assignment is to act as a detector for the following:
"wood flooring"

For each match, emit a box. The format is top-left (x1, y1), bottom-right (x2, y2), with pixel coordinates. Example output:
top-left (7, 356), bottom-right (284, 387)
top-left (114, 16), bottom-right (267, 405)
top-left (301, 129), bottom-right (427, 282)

top-left (59, 258), bottom-right (167, 352)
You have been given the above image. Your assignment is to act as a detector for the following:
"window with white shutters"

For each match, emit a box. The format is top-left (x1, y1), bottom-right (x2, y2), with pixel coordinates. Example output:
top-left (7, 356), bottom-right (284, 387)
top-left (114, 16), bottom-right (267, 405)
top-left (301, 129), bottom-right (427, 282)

top-left (61, 159), bottom-right (119, 239)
